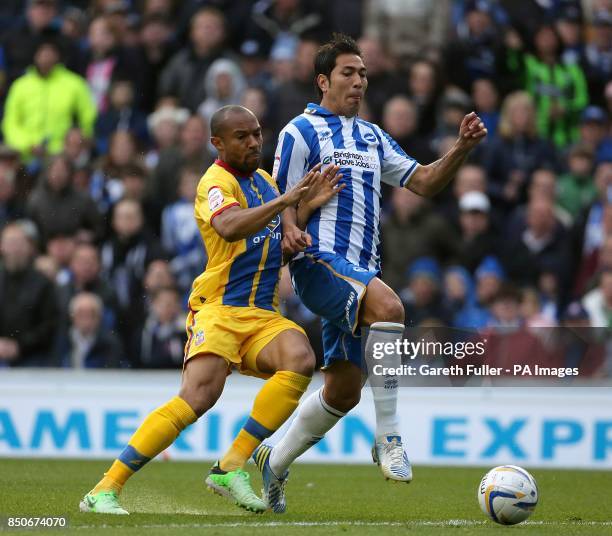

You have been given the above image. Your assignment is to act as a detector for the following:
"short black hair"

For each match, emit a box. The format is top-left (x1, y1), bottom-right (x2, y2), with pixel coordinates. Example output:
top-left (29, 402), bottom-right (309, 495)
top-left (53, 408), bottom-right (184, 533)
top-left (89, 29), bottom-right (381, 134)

top-left (314, 33), bottom-right (362, 99)
top-left (210, 105), bottom-right (255, 137)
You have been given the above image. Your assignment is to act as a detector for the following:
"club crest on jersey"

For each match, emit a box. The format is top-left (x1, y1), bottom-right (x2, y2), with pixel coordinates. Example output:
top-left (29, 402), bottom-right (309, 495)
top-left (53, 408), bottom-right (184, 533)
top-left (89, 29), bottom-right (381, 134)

top-left (208, 187), bottom-right (224, 212)
top-left (194, 329), bottom-right (205, 346)
top-left (267, 214), bottom-right (281, 232)
top-left (363, 133), bottom-right (377, 142)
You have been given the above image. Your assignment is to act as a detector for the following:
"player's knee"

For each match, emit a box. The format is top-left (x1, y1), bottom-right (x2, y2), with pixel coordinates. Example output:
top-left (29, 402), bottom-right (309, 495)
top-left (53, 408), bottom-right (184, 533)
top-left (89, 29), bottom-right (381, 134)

top-left (375, 296), bottom-right (405, 324)
top-left (281, 345), bottom-right (315, 377)
top-left (324, 384), bottom-right (361, 413)
top-left (178, 384), bottom-right (216, 417)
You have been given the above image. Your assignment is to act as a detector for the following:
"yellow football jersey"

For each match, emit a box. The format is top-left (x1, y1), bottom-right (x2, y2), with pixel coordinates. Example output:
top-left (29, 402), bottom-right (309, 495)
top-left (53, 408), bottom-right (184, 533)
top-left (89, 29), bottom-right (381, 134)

top-left (189, 160), bottom-right (282, 312)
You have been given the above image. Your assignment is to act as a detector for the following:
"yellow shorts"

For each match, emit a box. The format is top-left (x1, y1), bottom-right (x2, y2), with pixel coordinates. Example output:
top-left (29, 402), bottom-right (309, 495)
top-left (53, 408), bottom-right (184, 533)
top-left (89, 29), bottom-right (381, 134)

top-left (183, 304), bottom-right (306, 379)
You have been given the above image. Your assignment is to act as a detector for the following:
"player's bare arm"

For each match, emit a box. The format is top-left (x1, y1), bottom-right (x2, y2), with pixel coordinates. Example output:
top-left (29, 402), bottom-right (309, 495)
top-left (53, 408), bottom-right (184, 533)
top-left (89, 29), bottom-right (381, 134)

top-left (407, 111), bottom-right (487, 197)
top-left (212, 167), bottom-right (321, 242)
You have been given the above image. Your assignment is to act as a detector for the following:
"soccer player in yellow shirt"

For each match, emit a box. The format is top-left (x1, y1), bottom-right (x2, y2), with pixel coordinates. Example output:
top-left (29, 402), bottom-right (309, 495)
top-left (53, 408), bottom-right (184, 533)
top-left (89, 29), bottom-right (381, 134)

top-left (80, 105), bottom-right (342, 514)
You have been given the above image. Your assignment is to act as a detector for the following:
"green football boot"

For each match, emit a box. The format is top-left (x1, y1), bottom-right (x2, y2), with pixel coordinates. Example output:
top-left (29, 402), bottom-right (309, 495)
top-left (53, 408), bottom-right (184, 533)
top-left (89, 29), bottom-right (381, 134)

top-left (205, 462), bottom-right (266, 513)
top-left (79, 490), bottom-right (129, 515)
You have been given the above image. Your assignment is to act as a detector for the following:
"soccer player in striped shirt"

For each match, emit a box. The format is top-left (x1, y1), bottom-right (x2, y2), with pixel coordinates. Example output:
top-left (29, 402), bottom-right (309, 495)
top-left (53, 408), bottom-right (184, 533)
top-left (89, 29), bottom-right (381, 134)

top-left (252, 34), bottom-right (487, 511)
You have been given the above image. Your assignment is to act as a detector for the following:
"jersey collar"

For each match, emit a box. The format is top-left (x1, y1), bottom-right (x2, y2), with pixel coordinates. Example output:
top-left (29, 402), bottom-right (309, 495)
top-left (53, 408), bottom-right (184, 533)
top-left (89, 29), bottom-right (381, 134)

top-left (304, 103), bottom-right (335, 117)
top-left (215, 159), bottom-right (250, 179)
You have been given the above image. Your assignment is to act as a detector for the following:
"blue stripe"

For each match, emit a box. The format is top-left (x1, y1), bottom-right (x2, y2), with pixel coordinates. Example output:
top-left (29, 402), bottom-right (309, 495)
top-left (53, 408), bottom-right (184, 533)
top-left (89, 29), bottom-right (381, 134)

top-left (243, 417), bottom-right (274, 441)
top-left (352, 121), bottom-right (368, 152)
top-left (359, 171), bottom-right (375, 268)
top-left (276, 132), bottom-right (295, 194)
top-left (334, 168), bottom-right (353, 258)
top-left (253, 173), bottom-right (282, 310)
top-left (324, 115), bottom-right (345, 149)
top-left (223, 179), bottom-right (264, 307)
top-left (400, 160), bottom-right (418, 187)
top-left (382, 129), bottom-right (410, 157)
top-left (293, 116), bottom-right (322, 254)
top-left (118, 445), bottom-right (151, 472)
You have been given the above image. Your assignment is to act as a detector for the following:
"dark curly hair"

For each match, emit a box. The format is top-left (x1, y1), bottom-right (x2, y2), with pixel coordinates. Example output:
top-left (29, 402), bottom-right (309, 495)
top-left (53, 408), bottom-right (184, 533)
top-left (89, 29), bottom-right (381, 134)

top-left (314, 33), bottom-right (362, 99)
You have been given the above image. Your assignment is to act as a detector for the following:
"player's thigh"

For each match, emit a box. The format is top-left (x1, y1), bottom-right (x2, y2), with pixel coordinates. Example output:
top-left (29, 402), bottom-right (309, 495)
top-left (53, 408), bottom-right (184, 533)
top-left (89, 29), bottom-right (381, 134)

top-left (253, 328), bottom-right (315, 377)
top-left (179, 353), bottom-right (229, 417)
top-left (359, 276), bottom-right (405, 326)
top-left (322, 360), bottom-right (364, 413)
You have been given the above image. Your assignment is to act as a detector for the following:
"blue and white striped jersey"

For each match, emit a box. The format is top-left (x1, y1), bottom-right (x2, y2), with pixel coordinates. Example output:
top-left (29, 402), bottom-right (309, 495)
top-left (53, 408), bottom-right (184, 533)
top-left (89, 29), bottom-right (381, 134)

top-left (274, 103), bottom-right (420, 271)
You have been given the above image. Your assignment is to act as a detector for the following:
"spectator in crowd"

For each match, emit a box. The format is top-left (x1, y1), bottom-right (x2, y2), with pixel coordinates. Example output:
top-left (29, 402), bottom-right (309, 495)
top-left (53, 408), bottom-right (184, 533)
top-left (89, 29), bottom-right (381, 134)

top-left (442, 265), bottom-right (476, 321)
top-left (582, 268), bottom-right (612, 328)
top-left (503, 197), bottom-right (569, 287)
top-left (45, 230), bottom-right (76, 284)
top-left (438, 163), bottom-right (488, 229)
top-left (357, 37), bottom-right (404, 123)
top-left (571, 161), bottom-right (612, 296)
top-left (2, 38), bottom-right (96, 163)
top-left (482, 91), bottom-right (558, 208)
top-left (161, 166), bottom-right (206, 297)
top-left (135, 13), bottom-right (176, 113)
top-left (57, 242), bottom-right (119, 331)
top-left (584, 10), bottom-right (612, 107)
top-left (2, 0), bottom-right (78, 83)
top-left (456, 191), bottom-right (499, 273)
top-left (244, 0), bottom-right (325, 61)
top-left (381, 187), bottom-right (458, 292)
top-left (144, 105), bottom-right (189, 170)
top-left (240, 87), bottom-right (276, 170)
top-left (471, 77), bottom-right (500, 140)
top-left (132, 286), bottom-right (185, 368)
top-left (557, 144), bottom-right (598, 219)
top-left (158, 7), bottom-right (233, 111)
top-left (555, 4), bottom-right (585, 66)
top-left (56, 291), bottom-right (124, 368)
top-left (150, 114), bottom-right (213, 207)
top-left (444, 0), bottom-right (506, 93)
top-left (0, 149), bottom-right (25, 228)
top-left (401, 257), bottom-right (451, 327)
top-left (63, 127), bottom-right (92, 174)
top-left (507, 23), bottom-right (589, 148)
top-left (363, 0), bottom-right (451, 65)
top-left (94, 80), bottom-right (149, 155)
top-left (26, 154), bottom-right (102, 244)
top-left (405, 59), bottom-right (441, 136)
top-left (271, 37), bottom-right (319, 133)
top-left (455, 255), bottom-right (505, 329)
top-left (90, 130), bottom-right (142, 216)
top-left (577, 105), bottom-right (610, 161)
top-left (197, 58), bottom-right (246, 127)
top-left (381, 96), bottom-right (436, 165)
top-left (0, 221), bottom-right (57, 366)
top-left (100, 198), bottom-right (166, 344)
top-left (81, 15), bottom-right (139, 113)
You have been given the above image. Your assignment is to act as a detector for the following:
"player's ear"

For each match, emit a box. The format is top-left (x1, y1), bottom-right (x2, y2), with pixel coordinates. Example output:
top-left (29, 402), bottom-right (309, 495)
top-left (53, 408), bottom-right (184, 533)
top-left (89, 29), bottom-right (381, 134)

top-left (210, 136), bottom-right (223, 153)
top-left (317, 74), bottom-right (329, 95)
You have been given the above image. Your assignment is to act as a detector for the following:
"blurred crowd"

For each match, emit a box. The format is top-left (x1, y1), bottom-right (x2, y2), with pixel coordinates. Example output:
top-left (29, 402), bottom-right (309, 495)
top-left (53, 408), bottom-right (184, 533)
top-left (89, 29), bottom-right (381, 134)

top-left (0, 0), bottom-right (610, 374)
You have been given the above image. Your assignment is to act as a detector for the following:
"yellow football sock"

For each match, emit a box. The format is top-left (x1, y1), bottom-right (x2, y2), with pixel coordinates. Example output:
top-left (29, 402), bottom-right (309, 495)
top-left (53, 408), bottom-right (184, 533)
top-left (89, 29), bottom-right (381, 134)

top-left (92, 396), bottom-right (197, 494)
top-left (219, 371), bottom-right (311, 471)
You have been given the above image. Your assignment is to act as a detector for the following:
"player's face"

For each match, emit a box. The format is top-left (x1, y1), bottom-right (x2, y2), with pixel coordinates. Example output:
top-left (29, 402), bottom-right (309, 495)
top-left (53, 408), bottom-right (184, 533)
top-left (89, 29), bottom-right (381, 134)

top-left (215, 113), bottom-right (263, 174)
top-left (323, 54), bottom-right (368, 117)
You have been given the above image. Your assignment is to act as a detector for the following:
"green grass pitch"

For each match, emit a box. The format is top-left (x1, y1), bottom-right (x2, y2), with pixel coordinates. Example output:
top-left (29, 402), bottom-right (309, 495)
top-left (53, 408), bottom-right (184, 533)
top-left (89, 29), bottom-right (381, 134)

top-left (0, 459), bottom-right (610, 535)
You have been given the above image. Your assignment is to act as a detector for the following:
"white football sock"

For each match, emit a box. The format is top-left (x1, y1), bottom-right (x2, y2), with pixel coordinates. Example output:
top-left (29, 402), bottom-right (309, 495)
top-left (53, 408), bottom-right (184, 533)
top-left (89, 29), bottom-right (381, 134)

top-left (366, 322), bottom-right (404, 440)
top-left (269, 387), bottom-right (345, 476)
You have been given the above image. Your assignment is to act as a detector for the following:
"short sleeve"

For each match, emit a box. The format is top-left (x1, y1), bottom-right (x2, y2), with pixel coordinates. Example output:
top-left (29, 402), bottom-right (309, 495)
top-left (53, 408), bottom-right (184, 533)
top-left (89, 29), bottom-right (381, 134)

top-left (196, 175), bottom-right (241, 225)
top-left (376, 126), bottom-right (420, 188)
top-left (273, 125), bottom-right (309, 194)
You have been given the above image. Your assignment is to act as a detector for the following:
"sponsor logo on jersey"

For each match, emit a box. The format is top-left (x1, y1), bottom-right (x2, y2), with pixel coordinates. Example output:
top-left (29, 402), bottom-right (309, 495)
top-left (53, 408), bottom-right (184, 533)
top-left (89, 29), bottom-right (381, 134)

top-left (208, 187), bottom-right (224, 211)
top-left (326, 150), bottom-right (379, 170)
top-left (318, 129), bottom-right (332, 141)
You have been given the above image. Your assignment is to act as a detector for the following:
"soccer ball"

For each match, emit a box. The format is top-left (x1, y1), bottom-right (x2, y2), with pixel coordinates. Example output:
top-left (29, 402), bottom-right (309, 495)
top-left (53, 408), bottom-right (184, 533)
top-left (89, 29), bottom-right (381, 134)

top-left (477, 465), bottom-right (538, 525)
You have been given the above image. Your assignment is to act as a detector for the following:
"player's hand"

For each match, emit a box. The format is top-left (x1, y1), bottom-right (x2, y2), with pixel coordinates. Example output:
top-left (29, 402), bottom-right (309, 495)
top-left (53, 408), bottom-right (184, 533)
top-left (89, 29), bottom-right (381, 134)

top-left (282, 225), bottom-right (311, 257)
top-left (300, 164), bottom-right (344, 210)
top-left (456, 112), bottom-right (487, 151)
top-left (280, 163), bottom-right (322, 207)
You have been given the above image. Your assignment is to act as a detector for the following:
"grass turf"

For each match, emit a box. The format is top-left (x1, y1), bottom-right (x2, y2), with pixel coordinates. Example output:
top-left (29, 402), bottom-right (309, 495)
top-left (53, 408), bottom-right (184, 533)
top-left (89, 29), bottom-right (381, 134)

top-left (0, 459), bottom-right (610, 535)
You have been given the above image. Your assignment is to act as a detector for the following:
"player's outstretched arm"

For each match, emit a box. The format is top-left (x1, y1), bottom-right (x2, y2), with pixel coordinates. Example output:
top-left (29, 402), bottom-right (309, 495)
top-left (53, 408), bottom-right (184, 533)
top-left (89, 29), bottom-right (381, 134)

top-left (407, 111), bottom-right (487, 197)
top-left (212, 166), bottom-right (320, 242)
